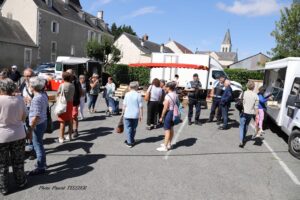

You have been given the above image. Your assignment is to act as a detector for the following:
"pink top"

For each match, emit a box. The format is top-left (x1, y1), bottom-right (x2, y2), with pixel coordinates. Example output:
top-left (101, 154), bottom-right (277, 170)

top-left (165, 91), bottom-right (177, 111)
top-left (0, 95), bottom-right (27, 143)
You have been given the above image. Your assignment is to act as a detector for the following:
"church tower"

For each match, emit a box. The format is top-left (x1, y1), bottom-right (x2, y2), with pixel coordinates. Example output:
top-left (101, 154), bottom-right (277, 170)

top-left (220, 29), bottom-right (232, 53)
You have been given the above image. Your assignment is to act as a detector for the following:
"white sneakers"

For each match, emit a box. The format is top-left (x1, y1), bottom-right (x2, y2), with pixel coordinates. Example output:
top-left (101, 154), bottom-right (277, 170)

top-left (65, 134), bottom-right (72, 141)
top-left (58, 138), bottom-right (64, 144)
top-left (156, 144), bottom-right (172, 152)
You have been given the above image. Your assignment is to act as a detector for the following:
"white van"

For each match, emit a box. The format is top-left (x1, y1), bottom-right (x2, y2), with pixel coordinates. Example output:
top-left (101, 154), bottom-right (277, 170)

top-left (264, 57), bottom-right (300, 159)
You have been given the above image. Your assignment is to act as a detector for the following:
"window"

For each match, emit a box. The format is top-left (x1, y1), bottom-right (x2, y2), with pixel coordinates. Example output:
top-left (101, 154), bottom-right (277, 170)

top-left (51, 41), bottom-right (57, 62)
top-left (71, 45), bottom-right (75, 56)
top-left (291, 78), bottom-right (300, 96)
top-left (24, 48), bottom-right (32, 67)
top-left (98, 34), bottom-right (102, 43)
top-left (88, 30), bottom-right (96, 41)
top-left (51, 21), bottom-right (59, 33)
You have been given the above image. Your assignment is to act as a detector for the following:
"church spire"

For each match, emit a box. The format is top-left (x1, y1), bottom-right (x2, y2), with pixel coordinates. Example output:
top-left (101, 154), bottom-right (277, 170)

top-left (221, 29), bottom-right (232, 53)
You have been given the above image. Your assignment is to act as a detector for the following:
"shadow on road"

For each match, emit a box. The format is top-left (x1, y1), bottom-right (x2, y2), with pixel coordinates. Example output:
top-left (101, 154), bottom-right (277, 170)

top-left (172, 138), bottom-right (197, 149)
top-left (25, 154), bottom-right (105, 189)
top-left (45, 127), bottom-right (114, 154)
top-left (135, 135), bottom-right (164, 145)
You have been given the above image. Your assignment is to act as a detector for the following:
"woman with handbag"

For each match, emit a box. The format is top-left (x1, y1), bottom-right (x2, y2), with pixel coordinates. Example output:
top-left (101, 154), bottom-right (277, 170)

top-left (122, 82), bottom-right (143, 148)
top-left (157, 82), bottom-right (178, 152)
top-left (57, 72), bottom-right (75, 144)
top-left (145, 78), bottom-right (162, 130)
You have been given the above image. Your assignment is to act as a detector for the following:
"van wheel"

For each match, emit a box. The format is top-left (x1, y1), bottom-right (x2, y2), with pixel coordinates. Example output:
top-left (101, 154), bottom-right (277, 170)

top-left (288, 130), bottom-right (300, 159)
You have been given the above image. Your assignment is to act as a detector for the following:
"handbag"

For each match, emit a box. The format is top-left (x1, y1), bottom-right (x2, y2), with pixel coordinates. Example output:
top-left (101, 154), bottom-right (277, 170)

top-left (235, 92), bottom-right (244, 113)
top-left (144, 86), bottom-right (152, 102)
top-left (54, 84), bottom-right (67, 115)
top-left (116, 115), bottom-right (124, 134)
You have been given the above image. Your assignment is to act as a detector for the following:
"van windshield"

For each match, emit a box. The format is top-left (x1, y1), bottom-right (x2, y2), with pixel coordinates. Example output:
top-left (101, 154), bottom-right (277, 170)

top-left (55, 62), bottom-right (63, 72)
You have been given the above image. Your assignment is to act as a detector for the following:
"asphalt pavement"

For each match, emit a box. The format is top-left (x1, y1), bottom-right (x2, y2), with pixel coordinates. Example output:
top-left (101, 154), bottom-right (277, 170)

top-left (2, 97), bottom-right (300, 200)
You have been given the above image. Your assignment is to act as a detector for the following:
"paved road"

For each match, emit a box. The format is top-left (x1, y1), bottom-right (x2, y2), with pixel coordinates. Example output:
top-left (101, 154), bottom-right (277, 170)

top-left (3, 97), bottom-right (300, 200)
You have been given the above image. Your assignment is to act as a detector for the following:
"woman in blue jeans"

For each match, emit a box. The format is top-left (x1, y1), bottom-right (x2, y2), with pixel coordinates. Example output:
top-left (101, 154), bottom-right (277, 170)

top-left (27, 77), bottom-right (49, 175)
top-left (239, 81), bottom-right (259, 148)
top-left (122, 82), bottom-right (143, 148)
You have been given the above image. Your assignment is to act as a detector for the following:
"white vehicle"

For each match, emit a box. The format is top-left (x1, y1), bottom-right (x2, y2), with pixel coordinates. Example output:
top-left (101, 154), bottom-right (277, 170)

top-left (130, 53), bottom-right (242, 98)
top-left (264, 57), bottom-right (300, 159)
top-left (55, 56), bottom-right (102, 80)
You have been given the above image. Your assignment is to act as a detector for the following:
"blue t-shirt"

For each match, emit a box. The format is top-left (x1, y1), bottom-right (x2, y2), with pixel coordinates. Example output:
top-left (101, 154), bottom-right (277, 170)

top-left (123, 91), bottom-right (143, 119)
top-left (29, 92), bottom-right (48, 126)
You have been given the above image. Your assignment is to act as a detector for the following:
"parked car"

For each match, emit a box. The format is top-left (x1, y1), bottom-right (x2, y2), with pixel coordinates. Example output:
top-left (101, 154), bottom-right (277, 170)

top-left (34, 63), bottom-right (55, 75)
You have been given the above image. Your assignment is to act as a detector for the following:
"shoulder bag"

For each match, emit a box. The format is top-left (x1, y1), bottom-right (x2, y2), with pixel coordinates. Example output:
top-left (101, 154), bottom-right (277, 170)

top-left (54, 84), bottom-right (67, 116)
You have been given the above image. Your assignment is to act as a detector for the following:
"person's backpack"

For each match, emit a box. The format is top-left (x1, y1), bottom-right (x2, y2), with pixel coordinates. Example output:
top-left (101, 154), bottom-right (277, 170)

top-left (235, 92), bottom-right (244, 113)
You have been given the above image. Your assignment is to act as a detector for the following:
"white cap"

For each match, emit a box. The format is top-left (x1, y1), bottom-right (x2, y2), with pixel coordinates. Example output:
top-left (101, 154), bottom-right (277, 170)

top-left (12, 65), bottom-right (17, 69)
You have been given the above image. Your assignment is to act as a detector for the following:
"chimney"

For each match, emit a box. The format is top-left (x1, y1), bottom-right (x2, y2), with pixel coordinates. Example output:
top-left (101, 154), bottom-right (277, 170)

top-left (97, 11), bottom-right (104, 20)
top-left (142, 34), bottom-right (149, 41)
top-left (160, 44), bottom-right (165, 53)
top-left (45, 0), bottom-right (53, 8)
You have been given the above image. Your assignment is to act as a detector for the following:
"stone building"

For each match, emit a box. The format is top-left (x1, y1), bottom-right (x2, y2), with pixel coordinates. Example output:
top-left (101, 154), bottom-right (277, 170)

top-left (0, 0), bottom-right (113, 68)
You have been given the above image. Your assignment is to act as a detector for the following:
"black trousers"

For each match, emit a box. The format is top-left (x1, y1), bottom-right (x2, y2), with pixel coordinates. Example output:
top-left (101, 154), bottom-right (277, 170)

top-left (209, 98), bottom-right (222, 121)
top-left (147, 101), bottom-right (160, 126)
top-left (0, 139), bottom-right (27, 191)
top-left (188, 99), bottom-right (201, 122)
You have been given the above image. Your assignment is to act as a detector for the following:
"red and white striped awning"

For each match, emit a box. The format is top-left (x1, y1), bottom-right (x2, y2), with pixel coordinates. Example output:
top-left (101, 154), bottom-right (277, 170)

top-left (128, 63), bottom-right (209, 71)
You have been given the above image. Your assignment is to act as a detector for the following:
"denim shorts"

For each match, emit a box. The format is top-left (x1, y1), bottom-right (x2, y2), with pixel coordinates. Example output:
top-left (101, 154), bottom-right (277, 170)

top-left (164, 110), bottom-right (174, 130)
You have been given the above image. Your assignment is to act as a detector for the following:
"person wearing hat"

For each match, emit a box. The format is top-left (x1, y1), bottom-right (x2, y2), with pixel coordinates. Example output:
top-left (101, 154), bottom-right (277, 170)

top-left (208, 74), bottom-right (226, 124)
top-left (9, 65), bottom-right (22, 84)
top-left (185, 73), bottom-right (203, 125)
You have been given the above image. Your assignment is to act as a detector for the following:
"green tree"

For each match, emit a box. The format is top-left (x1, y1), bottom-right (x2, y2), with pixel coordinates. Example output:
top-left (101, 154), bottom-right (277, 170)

top-left (86, 36), bottom-right (121, 71)
top-left (111, 22), bottom-right (137, 40)
top-left (270, 3), bottom-right (300, 60)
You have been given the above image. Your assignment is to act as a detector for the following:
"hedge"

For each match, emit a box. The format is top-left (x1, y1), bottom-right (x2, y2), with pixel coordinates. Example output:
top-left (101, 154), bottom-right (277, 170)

top-left (107, 64), bottom-right (150, 86)
top-left (224, 69), bottom-right (264, 88)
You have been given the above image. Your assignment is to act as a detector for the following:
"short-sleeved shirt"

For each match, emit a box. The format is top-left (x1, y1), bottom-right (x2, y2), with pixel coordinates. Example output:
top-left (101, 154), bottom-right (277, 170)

top-left (58, 82), bottom-right (75, 102)
top-left (165, 91), bottom-right (178, 111)
top-left (105, 83), bottom-right (116, 98)
top-left (29, 92), bottom-right (48, 126)
top-left (0, 95), bottom-right (27, 143)
top-left (147, 85), bottom-right (162, 102)
top-left (123, 91), bottom-right (143, 119)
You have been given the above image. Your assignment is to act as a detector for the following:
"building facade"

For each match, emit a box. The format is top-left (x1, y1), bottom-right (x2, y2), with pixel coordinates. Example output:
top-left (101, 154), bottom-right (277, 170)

top-left (165, 40), bottom-right (193, 54)
top-left (114, 33), bottom-right (173, 65)
top-left (1, 0), bottom-right (113, 67)
top-left (229, 53), bottom-right (270, 70)
top-left (0, 16), bottom-right (38, 69)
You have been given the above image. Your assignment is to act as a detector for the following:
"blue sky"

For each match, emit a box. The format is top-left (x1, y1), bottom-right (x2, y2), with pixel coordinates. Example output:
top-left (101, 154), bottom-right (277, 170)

top-left (81, 0), bottom-right (292, 59)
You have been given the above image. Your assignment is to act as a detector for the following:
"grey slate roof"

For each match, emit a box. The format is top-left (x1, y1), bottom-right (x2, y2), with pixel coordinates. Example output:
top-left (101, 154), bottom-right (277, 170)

top-left (172, 40), bottom-right (193, 54)
top-left (0, 16), bottom-right (36, 47)
top-left (222, 29), bottom-right (231, 45)
top-left (33, 0), bottom-right (111, 34)
top-left (123, 32), bottom-right (173, 54)
top-left (215, 52), bottom-right (237, 62)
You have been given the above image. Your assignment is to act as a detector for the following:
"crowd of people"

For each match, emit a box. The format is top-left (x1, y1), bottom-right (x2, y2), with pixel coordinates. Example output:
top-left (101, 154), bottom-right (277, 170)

top-left (0, 66), bottom-right (271, 195)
